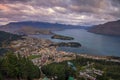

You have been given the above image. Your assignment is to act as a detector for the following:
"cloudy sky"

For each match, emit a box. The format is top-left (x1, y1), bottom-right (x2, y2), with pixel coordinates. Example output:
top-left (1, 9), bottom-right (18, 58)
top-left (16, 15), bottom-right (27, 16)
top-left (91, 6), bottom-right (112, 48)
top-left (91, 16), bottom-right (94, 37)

top-left (0, 0), bottom-right (120, 26)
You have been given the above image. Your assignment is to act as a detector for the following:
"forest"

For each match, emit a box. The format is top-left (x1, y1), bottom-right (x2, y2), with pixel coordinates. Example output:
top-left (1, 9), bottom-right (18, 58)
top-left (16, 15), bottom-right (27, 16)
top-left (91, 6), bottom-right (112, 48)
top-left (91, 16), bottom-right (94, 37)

top-left (42, 56), bottom-right (120, 80)
top-left (0, 52), bottom-right (40, 80)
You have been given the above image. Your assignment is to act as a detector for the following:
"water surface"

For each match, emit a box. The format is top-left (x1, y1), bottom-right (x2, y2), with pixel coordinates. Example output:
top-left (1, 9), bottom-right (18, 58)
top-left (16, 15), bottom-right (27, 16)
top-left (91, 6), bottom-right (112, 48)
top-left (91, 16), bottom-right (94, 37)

top-left (30, 29), bottom-right (120, 56)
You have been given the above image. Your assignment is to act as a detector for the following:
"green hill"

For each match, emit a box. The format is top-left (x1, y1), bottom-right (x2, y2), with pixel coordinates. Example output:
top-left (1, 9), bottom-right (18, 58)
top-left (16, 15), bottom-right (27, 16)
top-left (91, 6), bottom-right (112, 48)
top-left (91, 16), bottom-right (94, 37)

top-left (0, 31), bottom-right (23, 55)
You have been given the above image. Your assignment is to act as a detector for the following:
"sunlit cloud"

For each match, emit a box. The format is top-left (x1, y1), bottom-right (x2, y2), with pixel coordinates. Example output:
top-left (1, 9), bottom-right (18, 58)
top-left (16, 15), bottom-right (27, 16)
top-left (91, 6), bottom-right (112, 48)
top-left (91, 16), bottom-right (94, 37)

top-left (0, 4), bottom-right (9, 11)
top-left (0, 0), bottom-right (120, 26)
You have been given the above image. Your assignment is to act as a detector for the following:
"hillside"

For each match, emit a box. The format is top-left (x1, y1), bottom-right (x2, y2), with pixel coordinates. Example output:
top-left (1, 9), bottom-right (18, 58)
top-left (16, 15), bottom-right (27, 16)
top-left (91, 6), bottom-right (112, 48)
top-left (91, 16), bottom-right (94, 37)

top-left (14, 27), bottom-right (53, 35)
top-left (88, 20), bottom-right (120, 36)
top-left (0, 31), bottom-right (23, 46)
top-left (0, 52), bottom-right (40, 80)
top-left (0, 21), bottom-right (83, 35)
top-left (42, 56), bottom-right (120, 80)
top-left (0, 31), bottom-right (23, 55)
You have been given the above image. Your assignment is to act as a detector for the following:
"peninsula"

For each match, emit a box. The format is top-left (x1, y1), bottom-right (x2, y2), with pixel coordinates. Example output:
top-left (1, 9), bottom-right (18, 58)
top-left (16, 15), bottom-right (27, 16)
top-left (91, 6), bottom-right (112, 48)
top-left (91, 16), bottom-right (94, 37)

top-left (49, 42), bottom-right (81, 48)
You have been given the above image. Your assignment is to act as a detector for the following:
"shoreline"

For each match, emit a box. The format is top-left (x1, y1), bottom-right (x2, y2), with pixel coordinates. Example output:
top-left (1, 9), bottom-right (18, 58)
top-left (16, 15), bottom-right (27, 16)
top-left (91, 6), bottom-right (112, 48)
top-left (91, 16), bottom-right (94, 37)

top-left (9, 36), bottom-right (120, 68)
top-left (2, 28), bottom-right (120, 57)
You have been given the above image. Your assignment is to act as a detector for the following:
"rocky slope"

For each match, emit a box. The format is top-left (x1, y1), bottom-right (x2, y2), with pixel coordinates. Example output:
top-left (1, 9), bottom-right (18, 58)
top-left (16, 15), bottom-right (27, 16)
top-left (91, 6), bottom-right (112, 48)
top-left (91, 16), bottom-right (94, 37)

top-left (88, 20), bottom-right (120, 36)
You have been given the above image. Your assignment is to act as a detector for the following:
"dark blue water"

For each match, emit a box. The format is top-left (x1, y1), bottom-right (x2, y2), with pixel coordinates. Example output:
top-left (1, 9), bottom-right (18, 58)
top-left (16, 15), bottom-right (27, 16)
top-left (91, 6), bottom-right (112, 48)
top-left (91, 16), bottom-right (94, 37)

top-left (52, 29), bottom-right (120, 56)
top-left (29, 29), bottom-right (120, 56)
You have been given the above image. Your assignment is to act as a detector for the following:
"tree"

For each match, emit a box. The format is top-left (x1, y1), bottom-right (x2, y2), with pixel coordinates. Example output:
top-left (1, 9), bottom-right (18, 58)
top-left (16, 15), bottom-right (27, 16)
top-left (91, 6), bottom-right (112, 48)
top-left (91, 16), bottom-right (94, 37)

top-left (0, 52), bottom-right (40, 80)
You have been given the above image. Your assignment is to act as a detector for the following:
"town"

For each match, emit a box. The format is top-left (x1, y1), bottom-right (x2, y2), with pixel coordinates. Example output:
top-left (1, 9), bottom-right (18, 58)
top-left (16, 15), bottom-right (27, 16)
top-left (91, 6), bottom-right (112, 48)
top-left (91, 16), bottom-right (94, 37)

top-left (8, 36), bottom-right (120, 80)
top-left (10, 36), bottom-right (76, 66)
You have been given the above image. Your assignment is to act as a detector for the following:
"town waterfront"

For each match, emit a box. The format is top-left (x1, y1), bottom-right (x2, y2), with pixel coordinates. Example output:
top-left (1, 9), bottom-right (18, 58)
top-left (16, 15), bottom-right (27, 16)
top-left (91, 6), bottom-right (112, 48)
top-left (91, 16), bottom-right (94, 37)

top-left (30, 29), bottom-right (120, 56)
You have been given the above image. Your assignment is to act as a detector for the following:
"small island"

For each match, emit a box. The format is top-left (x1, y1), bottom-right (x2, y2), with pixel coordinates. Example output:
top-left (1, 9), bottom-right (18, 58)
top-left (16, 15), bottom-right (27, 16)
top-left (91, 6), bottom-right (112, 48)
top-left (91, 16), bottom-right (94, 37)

top-left (51, 34), bottom-right (74, 40)
top-left (49, 42), bottom-right (81, 48)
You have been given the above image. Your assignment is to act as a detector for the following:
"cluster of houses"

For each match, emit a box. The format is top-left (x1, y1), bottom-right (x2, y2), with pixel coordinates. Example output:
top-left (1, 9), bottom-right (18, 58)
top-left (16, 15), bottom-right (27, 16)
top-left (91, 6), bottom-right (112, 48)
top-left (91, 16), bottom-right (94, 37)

top-left (79, 62), bottom-right (104, 80)
top-left (10, 37), bottom-right (75, 66)
top-left (9, 36), bottom-right (107, 80)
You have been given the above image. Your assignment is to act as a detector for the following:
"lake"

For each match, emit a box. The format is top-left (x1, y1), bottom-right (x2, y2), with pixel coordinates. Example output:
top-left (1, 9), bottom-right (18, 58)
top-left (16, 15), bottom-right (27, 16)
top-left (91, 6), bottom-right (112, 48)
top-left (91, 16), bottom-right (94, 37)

top-left (30, 29), bottom-right (120, 56)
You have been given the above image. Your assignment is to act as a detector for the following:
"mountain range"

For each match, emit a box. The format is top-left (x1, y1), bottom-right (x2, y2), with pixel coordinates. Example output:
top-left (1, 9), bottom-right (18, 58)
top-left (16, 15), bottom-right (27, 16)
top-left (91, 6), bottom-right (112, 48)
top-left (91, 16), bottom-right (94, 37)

top-left (88, 20), bottom-right (120, 36)
top-left (0, 20), bottom-right (120, 36)
top-left (0, 21), bottom-right (85, 35)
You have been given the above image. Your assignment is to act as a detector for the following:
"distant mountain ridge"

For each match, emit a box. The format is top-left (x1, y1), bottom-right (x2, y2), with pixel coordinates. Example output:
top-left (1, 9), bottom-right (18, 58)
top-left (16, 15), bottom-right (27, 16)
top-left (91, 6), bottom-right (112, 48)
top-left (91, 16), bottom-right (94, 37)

top-left (0, 21), bottom-right (84, 29)
top-left (88, 20), bottom-right (120, 36)
top-left (0, 21), bottom-right (86, 34)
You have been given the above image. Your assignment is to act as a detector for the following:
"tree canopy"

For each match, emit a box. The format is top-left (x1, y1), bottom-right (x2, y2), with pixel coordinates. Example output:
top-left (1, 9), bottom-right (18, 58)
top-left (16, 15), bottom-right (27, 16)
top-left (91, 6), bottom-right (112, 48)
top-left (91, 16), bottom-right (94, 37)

top-left (0, 52), bottom-right (40, 80)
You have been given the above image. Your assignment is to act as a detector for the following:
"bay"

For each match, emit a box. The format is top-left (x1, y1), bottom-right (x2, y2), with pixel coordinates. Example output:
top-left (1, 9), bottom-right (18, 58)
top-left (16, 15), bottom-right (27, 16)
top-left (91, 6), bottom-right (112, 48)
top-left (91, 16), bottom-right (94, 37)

top-left (30, 29), bottom-right (120, 56)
